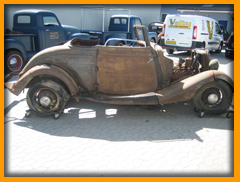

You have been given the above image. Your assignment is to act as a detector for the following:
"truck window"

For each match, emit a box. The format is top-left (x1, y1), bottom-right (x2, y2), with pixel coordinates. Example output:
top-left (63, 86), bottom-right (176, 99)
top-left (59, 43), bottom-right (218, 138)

top-left (43, 15), bottom-right (60, 26)
top-left (17, 15), bottom-right (31, 24)
top-left (121, 18), bottom-right (127, 24)
top-left (134, 19), bottom-right (142, 26)
top-left (113, 18), bottom-right (127, 25)
top-left (114, 18), bottom-right (120, 24)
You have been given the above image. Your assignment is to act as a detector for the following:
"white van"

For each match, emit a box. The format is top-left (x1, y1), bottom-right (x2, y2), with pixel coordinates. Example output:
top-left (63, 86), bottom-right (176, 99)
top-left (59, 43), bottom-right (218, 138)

top-left (160, 14), bottom-right (223, 54)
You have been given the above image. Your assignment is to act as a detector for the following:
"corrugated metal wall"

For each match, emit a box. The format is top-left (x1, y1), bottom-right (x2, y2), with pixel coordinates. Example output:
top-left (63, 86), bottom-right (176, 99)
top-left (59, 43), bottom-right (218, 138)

top-left (4, 4), bottom-right (161, 31)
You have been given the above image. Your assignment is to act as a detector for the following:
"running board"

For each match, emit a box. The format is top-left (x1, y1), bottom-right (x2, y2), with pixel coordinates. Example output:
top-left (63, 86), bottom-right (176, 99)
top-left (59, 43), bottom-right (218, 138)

top-left (74, 92), bottom-right (159, 105)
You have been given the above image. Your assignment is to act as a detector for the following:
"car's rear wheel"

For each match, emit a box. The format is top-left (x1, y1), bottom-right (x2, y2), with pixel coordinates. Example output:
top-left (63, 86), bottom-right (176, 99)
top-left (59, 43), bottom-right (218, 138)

top-left (26, 79), bottom-right (70, 116)
top-left (193, 80), bottom-right (233, 114)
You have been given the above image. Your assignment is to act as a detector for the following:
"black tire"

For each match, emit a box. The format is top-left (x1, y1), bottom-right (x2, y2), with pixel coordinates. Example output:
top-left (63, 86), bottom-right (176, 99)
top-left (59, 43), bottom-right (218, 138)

top-left (26, 80), bottom-right (70, 116)
top-left (167, 49), bottom-right (174, 54)
top-left (150, 38), bottom-right (155, 43)
top-left (5, 50), bottom-right (24, 74)
top-left (117, 41), bottom-right (124, 46)
top-left (193, 80), bottom-right (233, 114)
top-left (215, 43), bottom-right (223, 53)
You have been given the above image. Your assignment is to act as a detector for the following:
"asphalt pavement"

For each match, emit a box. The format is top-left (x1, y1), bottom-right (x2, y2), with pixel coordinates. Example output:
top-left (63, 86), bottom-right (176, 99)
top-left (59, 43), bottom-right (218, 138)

top-left (4, 48), bottom-right (234, 177)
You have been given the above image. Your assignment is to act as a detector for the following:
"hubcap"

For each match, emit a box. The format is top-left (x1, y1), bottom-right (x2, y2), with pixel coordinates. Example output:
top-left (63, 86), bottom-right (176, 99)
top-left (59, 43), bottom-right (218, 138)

top-left (40, 96), bottom-right (52, 107)
top-left (10, 57), bottom-right (18, 67)
top-left (8, 54), bottom-right (23, 71)
top-left (207, 94), bottom-right (219, 104)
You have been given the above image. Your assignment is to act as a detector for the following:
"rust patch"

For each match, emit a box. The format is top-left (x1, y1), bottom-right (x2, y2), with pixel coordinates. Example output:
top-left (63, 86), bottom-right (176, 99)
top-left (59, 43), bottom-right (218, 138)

top-left (97, 46), bottom-right (158, 95)
top-left (156, 71), bottom-right (215, 104)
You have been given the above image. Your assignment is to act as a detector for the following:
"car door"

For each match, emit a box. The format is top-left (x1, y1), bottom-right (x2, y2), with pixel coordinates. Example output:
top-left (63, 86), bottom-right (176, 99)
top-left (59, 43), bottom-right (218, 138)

top-left (43, 14), bottom-right (65, 48)
top-left (97, 46), bottom-right (158, 95)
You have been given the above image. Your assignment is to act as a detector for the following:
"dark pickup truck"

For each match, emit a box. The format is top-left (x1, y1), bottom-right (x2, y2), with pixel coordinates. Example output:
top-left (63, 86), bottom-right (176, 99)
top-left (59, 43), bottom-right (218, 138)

top-left (4, 9), bottom-right (90, 74)
top-left (81, 14), bottom-right (157, 46)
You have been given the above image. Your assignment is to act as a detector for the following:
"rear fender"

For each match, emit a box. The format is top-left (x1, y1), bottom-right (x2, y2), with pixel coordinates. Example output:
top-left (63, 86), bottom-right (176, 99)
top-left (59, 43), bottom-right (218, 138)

top-left (156, 70), bottom-right (233, 104)
top-left (5, 64), bottom-right (79, 96)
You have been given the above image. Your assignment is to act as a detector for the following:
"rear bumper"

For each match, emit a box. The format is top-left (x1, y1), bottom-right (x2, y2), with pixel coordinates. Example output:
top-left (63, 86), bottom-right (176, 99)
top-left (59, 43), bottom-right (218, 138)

top-left (160, 39), bottom-right (203, 51)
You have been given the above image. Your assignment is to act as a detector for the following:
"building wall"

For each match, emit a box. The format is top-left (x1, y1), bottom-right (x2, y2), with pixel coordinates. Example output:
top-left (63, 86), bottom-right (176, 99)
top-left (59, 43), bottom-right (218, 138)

top-left (4, 4), bottom-right (233, 33)
top-left (4, 4), bottom-right (162, 31)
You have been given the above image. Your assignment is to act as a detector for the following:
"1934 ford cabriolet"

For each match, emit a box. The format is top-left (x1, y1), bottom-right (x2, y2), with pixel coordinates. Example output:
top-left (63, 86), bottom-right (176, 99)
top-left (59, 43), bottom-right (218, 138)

top-left (5, 25), bottom-right (234, 119)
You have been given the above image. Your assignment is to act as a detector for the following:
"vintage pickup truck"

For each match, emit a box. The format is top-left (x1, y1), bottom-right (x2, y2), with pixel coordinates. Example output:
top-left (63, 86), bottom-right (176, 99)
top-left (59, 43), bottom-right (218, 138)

top-left (80, 8), bottom-right (157, 46)
top-left (5, 26), bottom-right (233, 119)
top-left (4, 9), bottom-right (90, 74)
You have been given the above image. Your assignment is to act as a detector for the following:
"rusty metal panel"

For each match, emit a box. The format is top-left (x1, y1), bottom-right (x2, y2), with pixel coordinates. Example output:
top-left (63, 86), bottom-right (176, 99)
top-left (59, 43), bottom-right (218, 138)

top-left (5, 65), bottom-right (80, 96)
top-left (156, 70), bottom-right (215, 104)
top-left (75, 92), bottom-right (159, 105)
top-left (20, 45), bottom-right (99, 93)
top-left (154, 44), bottom-right (173, 84)
top-left (212, 70), bottom-right (234, 89)
top-left (97, 46), bottom-right (158, 95)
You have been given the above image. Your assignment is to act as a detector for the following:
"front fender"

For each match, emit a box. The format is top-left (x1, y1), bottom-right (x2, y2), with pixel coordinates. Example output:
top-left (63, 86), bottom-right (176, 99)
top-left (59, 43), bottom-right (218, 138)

top-left (156, 70), bottom-right (233, 104)
top-left (5, 64), bottom-right (79, 96)
top-left (67, 33), bottom-right (90, 40)
top-left (106, 34), bottom-right (127, 45)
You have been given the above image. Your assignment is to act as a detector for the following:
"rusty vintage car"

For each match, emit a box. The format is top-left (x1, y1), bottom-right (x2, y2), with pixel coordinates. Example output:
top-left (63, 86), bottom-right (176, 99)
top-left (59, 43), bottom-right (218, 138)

top-left (5, 26), bottom-right (234, 119)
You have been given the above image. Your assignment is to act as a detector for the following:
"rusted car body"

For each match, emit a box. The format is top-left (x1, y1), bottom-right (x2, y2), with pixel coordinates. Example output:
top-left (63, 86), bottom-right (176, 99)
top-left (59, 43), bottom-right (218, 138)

top-left (5, 26), bottom-right (234, 118)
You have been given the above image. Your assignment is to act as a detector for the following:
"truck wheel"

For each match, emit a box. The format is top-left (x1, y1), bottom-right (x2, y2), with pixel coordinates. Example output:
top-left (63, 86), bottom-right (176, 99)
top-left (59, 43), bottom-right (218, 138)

top-left (215, 43), bottom-right (223, 53)
top-left (117, 41), bottom-right (124, 46)
top-left (167, 49), bottom-right (174, 54)
top-left (5, 50), bottom-right (24, 73)
top-left (150, 38), bottom-right (155, 43)
top-left (26, 80), bottom-right (70, 116)
top-left (193, 80), bottom-right (233, 114)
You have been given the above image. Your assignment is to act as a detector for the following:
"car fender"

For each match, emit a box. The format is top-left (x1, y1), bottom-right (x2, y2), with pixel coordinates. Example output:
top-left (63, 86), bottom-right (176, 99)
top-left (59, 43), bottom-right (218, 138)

top-left (212, 70), bottom-right (234, 89)
top-left (67, 33), bottom-right (90, 40)
top-left (156, 70), bottom-right (233, 104)
top-left (147, 32), bottom-right (157, 42)
top-left (5, 64), bottom-right (79, 96)
top-left (106, 34), bottom-right (127, 45)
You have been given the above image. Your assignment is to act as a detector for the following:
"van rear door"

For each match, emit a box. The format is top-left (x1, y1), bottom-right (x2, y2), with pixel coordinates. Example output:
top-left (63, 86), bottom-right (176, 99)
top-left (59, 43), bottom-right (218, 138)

top-left (164, 15), bottom-right (194, 48)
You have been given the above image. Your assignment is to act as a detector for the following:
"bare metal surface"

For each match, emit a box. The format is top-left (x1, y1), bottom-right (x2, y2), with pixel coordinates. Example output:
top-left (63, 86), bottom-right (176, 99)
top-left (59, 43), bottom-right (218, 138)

top-left (156, 71), bottom-right (215, 104)
top-left (97, 46), bottom-right (158, 95)
top-left (5, 65), bottom-right (79, 96)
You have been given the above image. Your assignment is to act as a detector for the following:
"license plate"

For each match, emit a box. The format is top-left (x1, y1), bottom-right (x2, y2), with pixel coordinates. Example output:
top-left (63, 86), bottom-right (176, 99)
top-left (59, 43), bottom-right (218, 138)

top-left (166, 40), bottom-right (176, 45)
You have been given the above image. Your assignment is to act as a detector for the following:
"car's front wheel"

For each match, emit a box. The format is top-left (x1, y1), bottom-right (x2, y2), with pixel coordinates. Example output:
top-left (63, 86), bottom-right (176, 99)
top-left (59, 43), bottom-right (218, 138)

top-left (26, 79), bottom-right (70, 116)
top-left (193, 80), bottom-right (233, 114)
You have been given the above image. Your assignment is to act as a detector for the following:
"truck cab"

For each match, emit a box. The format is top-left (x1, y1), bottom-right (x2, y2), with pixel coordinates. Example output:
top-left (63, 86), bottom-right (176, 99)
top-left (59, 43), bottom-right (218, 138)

top-left (108, 15), bottom-right (157, 43)
top-left (5, 9), bottom-right (90, 74)
top-left (12, 9), bottom-right (90, 52)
